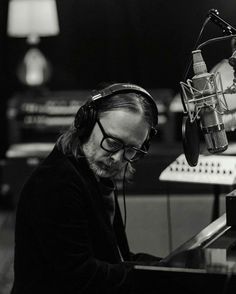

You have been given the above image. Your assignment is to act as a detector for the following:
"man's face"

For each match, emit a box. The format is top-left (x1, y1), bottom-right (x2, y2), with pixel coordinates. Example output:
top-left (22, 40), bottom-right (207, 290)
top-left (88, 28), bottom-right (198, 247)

top-left (82, 109), bottom-right (149, 178)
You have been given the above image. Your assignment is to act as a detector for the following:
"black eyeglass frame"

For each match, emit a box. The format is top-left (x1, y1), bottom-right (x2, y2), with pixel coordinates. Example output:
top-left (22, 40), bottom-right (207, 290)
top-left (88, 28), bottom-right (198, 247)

top-left (97, 119), bottom-right (148, 163)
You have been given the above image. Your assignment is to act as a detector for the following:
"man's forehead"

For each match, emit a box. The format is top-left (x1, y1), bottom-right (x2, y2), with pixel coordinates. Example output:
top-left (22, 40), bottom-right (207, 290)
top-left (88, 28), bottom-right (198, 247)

top-left (100, 109), bottom-right (143, 123)
top-left (99, 110), bottom-right (149, 145)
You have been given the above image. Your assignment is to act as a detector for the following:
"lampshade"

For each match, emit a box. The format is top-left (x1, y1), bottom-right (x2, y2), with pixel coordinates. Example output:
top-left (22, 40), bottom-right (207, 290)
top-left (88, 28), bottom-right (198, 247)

top-left (7, 0), bottom-right (59, 43)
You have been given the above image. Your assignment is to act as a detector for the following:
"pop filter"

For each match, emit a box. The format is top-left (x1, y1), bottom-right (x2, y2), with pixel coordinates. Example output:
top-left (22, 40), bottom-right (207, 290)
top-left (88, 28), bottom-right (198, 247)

top-left (182, 115), bottom-right (200, 166)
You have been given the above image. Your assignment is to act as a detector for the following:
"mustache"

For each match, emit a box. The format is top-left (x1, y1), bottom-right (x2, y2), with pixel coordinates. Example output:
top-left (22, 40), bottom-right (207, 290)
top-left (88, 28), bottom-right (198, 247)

top-left (105, 161), bottom-right (113, 167)
top-left (104, 160), bottom-right (124, 170)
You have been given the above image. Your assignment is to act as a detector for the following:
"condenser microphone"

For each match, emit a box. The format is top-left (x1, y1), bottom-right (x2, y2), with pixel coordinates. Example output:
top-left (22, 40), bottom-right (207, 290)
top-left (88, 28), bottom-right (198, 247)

top-left (181, 50), bottom-right (229, 165)
top-left (192, 50), bottom-right (228, 154)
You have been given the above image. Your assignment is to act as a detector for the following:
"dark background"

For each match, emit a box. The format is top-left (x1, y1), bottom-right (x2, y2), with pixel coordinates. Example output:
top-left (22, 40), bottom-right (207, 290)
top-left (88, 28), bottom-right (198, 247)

top-left (0, 0), bottom-right (236, 157)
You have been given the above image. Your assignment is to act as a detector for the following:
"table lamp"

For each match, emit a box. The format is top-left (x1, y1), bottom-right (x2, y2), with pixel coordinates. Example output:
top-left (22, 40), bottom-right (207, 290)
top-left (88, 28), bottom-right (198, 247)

top-left (7, 0), bottom-right (59, 87)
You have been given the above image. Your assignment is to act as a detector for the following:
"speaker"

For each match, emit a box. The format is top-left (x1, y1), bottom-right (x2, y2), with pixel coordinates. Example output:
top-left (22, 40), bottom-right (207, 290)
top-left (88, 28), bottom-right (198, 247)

top-left (74, 83), bottom-right (159, 150)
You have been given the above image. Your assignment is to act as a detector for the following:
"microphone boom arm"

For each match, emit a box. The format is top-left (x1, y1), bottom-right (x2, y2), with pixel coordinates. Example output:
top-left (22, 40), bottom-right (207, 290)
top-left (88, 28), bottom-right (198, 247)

top-left (207, 9), bottom-right (236, 36)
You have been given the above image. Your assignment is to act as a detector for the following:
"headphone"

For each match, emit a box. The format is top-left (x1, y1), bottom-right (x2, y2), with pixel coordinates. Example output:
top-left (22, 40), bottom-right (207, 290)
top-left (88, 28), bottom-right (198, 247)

top-left (74, 83), bottom-right (158, 151)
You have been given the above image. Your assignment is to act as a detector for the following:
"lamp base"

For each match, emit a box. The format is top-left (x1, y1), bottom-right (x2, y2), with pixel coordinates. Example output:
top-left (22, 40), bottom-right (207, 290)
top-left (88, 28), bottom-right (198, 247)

top-left (17, 47), bottom-right (51, 87)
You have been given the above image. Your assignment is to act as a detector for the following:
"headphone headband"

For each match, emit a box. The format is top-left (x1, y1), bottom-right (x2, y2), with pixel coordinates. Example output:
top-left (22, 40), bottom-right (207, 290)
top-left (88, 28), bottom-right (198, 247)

top-left (90, 83), bottom-right (158, 128)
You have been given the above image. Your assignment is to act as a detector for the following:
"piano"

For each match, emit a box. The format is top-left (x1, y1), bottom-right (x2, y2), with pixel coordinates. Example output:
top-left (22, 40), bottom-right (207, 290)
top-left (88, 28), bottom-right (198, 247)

top-left (133, 213), bottom-right (236, 293)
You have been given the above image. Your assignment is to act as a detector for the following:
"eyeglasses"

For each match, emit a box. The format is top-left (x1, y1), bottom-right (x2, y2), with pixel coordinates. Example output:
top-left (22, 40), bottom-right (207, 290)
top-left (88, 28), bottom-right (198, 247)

top-left (97, 119), bottom-right (148, 163)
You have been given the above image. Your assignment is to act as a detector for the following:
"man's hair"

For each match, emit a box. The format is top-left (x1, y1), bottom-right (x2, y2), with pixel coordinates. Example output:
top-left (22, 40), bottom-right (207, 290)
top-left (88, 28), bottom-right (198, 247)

top-left (56, 90), bottom-right (157, 159)
top-left (97, 92), bottom-right (156, 127)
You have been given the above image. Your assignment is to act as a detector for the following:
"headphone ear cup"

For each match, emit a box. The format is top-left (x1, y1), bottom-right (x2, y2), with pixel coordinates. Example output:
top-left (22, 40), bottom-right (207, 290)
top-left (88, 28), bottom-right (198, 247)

top-left (141, 127), bottom-right (157, 153)
top-left (74, 102), bottom-right (97, 140)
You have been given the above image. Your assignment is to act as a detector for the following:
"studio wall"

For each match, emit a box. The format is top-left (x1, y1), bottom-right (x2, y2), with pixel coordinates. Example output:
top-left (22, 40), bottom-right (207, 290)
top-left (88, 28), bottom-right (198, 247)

top-left (0, 0), bottom-right (236, 156)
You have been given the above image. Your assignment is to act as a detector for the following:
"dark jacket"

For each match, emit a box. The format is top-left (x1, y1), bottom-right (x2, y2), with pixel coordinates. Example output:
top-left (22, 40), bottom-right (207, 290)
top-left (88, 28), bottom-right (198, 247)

top-left (11, 145), bottom-right (159, 294)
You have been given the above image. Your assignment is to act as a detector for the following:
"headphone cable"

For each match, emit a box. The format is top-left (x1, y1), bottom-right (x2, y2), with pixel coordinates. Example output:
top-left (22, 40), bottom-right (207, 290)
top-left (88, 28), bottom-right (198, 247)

top-left (122, 163), bottom-right (129, 230)
top-left (113, 163), bottom-right (128, 230)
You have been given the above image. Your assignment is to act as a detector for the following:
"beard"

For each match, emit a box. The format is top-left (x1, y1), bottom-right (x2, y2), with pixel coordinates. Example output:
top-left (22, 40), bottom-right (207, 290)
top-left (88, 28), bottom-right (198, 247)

top-left (86, 156), bottom-right (122, 178)
top-left (82, 139), bottom-right (123, 178)
top-left (88, 159), bottom-right (115, 178)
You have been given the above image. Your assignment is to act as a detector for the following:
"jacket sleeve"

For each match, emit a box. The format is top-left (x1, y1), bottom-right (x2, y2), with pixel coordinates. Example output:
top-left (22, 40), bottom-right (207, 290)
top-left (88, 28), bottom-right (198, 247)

top-left (27, 179), bottom-right (135, 294)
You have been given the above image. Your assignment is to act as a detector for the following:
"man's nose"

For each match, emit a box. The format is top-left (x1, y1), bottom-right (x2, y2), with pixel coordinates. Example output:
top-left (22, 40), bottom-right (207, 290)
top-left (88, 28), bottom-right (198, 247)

top-left (110, 149), bottom-right (124, 162)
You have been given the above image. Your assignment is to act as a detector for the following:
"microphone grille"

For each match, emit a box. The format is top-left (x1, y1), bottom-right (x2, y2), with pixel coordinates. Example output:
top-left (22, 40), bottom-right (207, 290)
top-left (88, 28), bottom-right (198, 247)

top-left (204, 129), bottom-right (228, 153)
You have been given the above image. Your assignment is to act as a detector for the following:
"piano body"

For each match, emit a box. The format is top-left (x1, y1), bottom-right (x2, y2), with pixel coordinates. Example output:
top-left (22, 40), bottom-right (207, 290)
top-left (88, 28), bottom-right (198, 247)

top-left (134, 213), bottom-right (236, 294)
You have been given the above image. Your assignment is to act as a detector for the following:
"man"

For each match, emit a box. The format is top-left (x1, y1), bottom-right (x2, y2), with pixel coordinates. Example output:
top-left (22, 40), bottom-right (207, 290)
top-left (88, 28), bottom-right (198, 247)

top-left (11, 83), bottom-right (162, 294)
